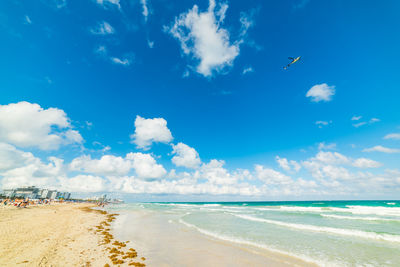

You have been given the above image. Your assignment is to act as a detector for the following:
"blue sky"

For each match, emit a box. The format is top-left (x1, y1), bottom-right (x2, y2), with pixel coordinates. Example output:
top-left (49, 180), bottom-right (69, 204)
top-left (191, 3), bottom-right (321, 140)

top-left (0, 0), bottom-right (399, 201)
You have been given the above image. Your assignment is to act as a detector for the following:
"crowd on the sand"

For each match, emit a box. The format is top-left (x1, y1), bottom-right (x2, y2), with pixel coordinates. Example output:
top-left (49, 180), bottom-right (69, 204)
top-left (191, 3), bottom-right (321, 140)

top-left (1, 198), bottom-right (54, 208)
top-left (1, 198), bottom-right (108, 209)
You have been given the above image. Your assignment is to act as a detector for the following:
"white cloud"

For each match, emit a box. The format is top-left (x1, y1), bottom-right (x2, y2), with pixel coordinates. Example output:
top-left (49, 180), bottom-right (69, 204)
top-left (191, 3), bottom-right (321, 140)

top-left (60, 175), bottom-right (106, 193)
top-left (384, 133), bottom-right (400, 140)
top-left (315, 151), bottom-right (350, 165)
top-left (239, 10), bottom-right (255, 37)
top-left (306, 83), bottom-right (335, 102)
top-left (165, 0), bottom-right (246, 77)
top-left (147, 39), bottom-right (154, 48)
top-left (130, 115), bottom-right (173, 150)
top-left (351, 115), bottom-right (362, 121)
top-left (242, 66), bottom-right (254, 75)
top-left (0, 143), bottom-right (37, 171)
top-left (140, 0), bottom-right (149, 21)
top-left (318, 142), bottom-right (336, 150)
top-left (352, 117), bottom-right (380, 128)
top-left (96, 0), bottom-right (120, 9)
top-left (363, 145), bottom-right (400, 154)
top-left (353, 122), bottom-right (367, 128)
top-left (315, 120), bottom-right (331, 128)
top-left (275, 156), bottom-right (301, 173)
top-left (0, 154), bottom-right (63, 190)
top-left (69, 155), bottom-right (133, 176)
top-left (95, 45), bottom-right (107, 55)
top-left (171, 143), bottom-right (201, 169)
top-left (0, 102), bottom-right (83, 150)
top-left (352, 158), bottom-right (382, 168)
top-left (24, 16), bottom-right (32, 24)
top-left (196, 159), bottom-right (238, 185)
top-left (90, 21), bottom-right (115, 35)
top-left (111, 56), bottom-right (132, 66)
top-left (127, 152), bottom-right (166, 179)
top-left (369, 118), bottom-right (380, 123)
top-left (255, 165), bottom-right (292, 185)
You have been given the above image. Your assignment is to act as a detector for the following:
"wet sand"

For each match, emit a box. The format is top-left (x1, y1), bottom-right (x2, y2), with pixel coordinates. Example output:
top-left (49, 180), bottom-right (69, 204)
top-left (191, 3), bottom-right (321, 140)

top-left (0, 203), bottom-right (145, 267)
top-left (112, 209), bottom-right (318, 267)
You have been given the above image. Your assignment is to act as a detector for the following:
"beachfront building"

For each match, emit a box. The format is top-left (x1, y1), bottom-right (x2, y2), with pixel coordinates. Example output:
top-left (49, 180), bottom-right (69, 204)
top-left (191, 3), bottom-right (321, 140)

top-left (1, 187), bottom-right (71, 200)
top-left (13, 186), bottom-right (40, 199)
top-left (50, 191), bottom-right (60, 200)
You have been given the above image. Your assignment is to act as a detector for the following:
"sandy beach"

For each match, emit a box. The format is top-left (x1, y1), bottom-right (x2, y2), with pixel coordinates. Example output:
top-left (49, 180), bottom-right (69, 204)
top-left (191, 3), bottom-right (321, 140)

top-left (0, 203), bottom-right (146, 267)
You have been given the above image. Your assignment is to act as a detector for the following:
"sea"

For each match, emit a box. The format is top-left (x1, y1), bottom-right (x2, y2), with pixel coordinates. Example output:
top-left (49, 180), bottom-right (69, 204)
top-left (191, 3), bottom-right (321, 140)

top-left (107, 200), bottom-right (400, 266)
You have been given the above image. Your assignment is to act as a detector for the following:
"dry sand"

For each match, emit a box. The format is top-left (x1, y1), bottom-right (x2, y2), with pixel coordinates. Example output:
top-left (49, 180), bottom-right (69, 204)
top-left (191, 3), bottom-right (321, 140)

top-left (0, 203), bottom-right (145, 267)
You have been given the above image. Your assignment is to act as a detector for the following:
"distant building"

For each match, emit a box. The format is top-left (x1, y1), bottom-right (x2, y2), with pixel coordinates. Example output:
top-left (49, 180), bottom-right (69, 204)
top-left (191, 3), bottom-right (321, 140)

top-left (1, 186), bottom-right (71, 200)
top-left (40, 189), bottom-right (50, 199)
top-left (3, 189), bottom-right (15, 198)
top-left (50, 191), bottom-right (60, 200)
top-left (13, 186), bottom-right (40, 199)
top-left (62, 192), bottom-right (71, 200)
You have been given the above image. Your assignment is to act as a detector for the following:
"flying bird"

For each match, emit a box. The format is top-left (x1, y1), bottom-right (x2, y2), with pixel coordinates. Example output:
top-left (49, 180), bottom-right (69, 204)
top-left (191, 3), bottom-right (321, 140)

top-left (283, 56), bottom-right (301, 70)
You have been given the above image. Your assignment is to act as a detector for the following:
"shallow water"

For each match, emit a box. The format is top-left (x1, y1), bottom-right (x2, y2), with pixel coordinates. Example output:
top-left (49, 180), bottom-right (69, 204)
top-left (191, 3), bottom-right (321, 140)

top-left (108, 201), bottom-right (400, 266)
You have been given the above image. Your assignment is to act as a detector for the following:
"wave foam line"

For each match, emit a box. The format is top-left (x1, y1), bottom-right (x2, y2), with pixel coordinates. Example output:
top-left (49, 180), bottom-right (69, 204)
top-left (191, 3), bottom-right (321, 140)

top-left (342, 206), bottom-right (400, 217)
top-left (233, 214), bottom-right (400, 243)
top-left (178, 219), bottom-right (336, 267)
top-left (321, 214), bottom-right (399, 222)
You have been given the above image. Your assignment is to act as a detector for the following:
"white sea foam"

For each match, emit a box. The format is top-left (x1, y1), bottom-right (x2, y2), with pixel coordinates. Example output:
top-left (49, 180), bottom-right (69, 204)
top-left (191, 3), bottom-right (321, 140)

top-left (178, 219), bottom-right (336, 267)
top-left (332, 206), bottom-right (400, 217)
top-left (256, 206), bottom-right (329, 213)
top-left (233, 214), bottom-right (400, 243)
top-left (256, 205), bottom-right (400, 218)
top-left (321, 214), bottom-right (398, 222)
top-left (387, 203), bottom-right (396, 205)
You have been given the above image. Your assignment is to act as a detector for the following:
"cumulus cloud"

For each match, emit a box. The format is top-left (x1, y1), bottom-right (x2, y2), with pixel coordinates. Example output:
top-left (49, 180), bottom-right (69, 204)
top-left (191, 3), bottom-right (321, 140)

top-left (127, 152), bottom-right (166, 179)
top-left (306, 83), bottom-right (335, 102)
top-left (352, 158), bottom-right (382, 168)
top-left (255, 165), bottom-right (293, 185)
top-left (0, 152), bottom-right (64, 190)
top-left (130, 115), bottom-right (173, 150)
top-left (0, 102), bottom-right (83, 150)
top-left (60, 175), bottom-right (106, 193)
top-left (351, 115), bottom-right (362, 121)
top-left (165, 0), bottom-right (250, 77)
top-left (363, 146), bottom-right (400, 154)
top-left (69, 155), bottom-right (133, 176)
top-left (275, 156), bottom-right (301, 172)
top-left (384, 133), bottom-right (400, 140)
top-left (90, 21), bottom-right (115, 35)
top-left (0, 143), bottom-right (37, 171)
top-left (171, 142), bottom-right (201, 169)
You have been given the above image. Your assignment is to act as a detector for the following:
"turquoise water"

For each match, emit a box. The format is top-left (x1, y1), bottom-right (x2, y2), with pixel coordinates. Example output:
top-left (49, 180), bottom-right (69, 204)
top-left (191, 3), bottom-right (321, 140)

top-left (109, 201), bottom-right (400, 266)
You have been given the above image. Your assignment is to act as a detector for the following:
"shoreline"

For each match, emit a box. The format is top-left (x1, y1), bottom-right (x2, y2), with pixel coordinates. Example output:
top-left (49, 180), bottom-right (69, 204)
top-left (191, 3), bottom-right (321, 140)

top-left (0, 203), bottom-right (146, 266)
top-left (112, 209), bottom-right (318, 267)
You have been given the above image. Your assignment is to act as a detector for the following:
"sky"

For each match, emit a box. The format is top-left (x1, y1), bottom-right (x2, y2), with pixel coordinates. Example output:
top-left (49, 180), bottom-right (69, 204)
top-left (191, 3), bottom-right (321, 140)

top-left (0, 0), bottom-right (399, 201)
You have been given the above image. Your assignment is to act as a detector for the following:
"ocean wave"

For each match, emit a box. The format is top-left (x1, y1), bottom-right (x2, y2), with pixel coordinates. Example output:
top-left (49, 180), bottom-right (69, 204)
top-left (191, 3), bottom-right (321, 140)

top-left (256, 206), bottom-right (330, 213)
top-left (336, 206), bottom-right (400, 217)
top-left (321, 214), bottom-right (398, 222)
top-left (178, 219), bottom-right (335, 267)
top-left (233, 214), bottom-right (400, 243)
